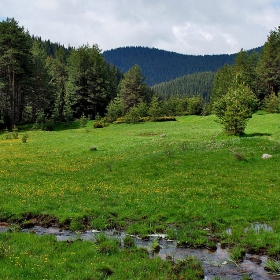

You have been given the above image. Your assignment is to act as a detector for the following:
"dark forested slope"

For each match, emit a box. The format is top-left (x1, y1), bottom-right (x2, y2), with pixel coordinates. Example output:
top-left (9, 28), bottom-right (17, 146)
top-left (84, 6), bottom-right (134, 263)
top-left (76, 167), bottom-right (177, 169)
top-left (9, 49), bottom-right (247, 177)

top-left (103, 46), bottom-right (236, 86)
top-left (152, 71), bottom-right (215, 101)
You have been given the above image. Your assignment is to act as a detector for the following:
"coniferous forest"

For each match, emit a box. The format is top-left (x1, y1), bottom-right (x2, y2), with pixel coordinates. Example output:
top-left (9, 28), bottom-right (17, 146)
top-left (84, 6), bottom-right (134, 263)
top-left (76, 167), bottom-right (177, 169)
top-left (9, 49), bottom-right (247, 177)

top-left (0, 17), bottom-right (280, 130)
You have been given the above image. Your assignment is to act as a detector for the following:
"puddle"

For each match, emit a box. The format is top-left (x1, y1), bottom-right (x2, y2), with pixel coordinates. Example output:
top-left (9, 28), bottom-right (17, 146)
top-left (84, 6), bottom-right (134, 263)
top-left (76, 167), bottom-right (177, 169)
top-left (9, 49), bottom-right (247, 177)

top-left (226, 223), bottom-right (274, 235)
top-left (0, 226), bottom-right (273, 279)
top-left (245, 223), bottom-right (274, 233)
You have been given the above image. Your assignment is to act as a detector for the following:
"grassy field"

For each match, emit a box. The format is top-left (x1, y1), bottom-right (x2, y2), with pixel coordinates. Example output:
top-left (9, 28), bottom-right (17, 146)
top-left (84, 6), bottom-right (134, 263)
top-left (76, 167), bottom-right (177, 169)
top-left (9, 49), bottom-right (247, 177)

top-left (0, 113), bottom-right (280, 278)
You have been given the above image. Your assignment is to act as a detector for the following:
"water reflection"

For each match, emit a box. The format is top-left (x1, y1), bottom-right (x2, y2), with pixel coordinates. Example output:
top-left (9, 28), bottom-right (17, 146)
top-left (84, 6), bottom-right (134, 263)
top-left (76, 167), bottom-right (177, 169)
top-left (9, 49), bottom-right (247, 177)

top-left (0, 225), bottom-right (278, 280)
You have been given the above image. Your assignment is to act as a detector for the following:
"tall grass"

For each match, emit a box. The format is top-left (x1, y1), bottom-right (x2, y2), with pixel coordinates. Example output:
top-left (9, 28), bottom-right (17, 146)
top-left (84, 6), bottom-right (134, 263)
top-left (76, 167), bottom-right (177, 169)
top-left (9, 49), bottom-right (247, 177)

top-left (0, 113), bottom-right (280, 252)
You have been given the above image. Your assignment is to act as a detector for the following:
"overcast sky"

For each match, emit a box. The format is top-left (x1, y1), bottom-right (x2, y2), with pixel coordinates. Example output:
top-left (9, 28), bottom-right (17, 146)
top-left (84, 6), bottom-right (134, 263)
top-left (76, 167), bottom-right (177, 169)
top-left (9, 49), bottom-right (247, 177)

top-left (0, 0), bottom-right (279, 55)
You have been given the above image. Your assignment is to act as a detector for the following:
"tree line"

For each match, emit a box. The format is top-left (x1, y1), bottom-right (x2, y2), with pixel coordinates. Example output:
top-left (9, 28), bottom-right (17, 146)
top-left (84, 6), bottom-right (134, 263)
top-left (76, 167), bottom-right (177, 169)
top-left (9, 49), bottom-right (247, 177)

top-left (210, 26), bottom-right (280, 135)
top-left (152, 71), bottom-right (215, 102)
top-left (0, 18), bottom-right (211, 129)
top-left (103, 46), bottom-right (239, 86)
top-left (0, 18), bottom-right (122, 129)
top-left (1, 18), bottom-right (279, 132)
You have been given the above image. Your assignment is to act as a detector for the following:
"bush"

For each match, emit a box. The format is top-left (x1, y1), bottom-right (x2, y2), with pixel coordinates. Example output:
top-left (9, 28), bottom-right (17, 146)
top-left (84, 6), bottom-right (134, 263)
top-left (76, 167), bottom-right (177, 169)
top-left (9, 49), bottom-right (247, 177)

top-left (12, 126), bottom-right (19, 139)
top-left (113, 117), bottom-right (127, 124)
top-left (22, 133), bottom-right (28, 143)
top-left (213, 80), bottom-right (258, 135)
top-left (154, 116), bottom-right (176, 122)
top-left (263, 93), bottom-right (280, 113)
top-left (93, 120), bottom-right (109, 128)
top-left (79, 114), bottom-right (88, 128)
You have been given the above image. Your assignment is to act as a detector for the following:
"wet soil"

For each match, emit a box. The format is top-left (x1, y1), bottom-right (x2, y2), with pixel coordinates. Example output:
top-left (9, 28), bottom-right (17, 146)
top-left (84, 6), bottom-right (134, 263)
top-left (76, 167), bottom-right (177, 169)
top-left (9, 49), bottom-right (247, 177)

top-left (1, 225), bottom-right (279, 280)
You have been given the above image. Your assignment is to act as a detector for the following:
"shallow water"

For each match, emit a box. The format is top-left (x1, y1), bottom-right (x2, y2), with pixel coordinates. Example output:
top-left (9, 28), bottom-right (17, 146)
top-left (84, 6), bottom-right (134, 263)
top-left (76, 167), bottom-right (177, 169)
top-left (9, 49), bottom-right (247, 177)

top-left (13, 226), bottom-right (278, 280)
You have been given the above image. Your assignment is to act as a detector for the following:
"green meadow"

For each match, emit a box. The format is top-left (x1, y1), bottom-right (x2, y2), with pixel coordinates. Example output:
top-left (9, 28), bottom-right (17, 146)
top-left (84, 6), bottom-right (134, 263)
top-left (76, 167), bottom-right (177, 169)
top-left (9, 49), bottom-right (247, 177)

top-left (1, 113), bottom-right (280, 278)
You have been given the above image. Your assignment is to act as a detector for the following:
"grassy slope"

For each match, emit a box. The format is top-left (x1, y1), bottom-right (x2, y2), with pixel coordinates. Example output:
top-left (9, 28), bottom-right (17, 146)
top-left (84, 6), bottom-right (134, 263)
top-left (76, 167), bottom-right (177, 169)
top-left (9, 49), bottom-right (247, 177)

top-left (0, 113), bottom-right (280, 251)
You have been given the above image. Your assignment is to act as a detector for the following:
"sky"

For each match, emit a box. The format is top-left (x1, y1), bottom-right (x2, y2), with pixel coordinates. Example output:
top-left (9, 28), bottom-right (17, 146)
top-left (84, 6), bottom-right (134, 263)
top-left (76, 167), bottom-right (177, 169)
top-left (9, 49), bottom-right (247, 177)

top-left (0, 0), bottom-right (279, 55)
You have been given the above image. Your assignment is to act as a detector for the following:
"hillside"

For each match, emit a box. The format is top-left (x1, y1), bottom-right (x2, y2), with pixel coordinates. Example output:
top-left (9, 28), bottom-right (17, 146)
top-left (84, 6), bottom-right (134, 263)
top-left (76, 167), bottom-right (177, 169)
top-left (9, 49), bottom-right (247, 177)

top-left (152, 71), bottom-right (215, 101)
top-left (103, 46), bottom-right (236, 86)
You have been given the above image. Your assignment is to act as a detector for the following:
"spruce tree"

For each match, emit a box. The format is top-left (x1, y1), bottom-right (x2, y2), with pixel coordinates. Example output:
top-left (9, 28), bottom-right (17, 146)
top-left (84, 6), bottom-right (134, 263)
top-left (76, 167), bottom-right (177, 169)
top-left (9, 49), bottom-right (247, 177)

top-left (0, 18), bottom-right (33, 127)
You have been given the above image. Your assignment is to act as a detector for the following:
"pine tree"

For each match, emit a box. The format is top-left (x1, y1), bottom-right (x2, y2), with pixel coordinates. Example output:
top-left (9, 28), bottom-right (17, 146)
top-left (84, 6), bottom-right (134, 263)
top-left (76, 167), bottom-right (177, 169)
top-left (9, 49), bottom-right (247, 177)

top-left (119, 65), bottom-right (151, 113)
top-left (258, 26), bottom-right (280, 97)
top-left (65, 44), bottom-right (117, 120)
top-left (0, 18), bottom-right (33, 127)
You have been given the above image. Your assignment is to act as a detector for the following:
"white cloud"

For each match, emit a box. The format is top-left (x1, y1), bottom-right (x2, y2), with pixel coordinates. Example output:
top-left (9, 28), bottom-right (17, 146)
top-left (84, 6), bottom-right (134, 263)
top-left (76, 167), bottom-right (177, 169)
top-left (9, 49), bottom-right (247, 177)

top-left (0, 0), bottom-right (279, 54)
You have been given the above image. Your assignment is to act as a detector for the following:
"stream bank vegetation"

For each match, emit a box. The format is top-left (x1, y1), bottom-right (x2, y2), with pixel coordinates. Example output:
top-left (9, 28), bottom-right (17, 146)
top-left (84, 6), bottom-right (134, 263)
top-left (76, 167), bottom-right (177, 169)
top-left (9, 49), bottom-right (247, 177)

top-left (1, 113), bottom-right (280, 278)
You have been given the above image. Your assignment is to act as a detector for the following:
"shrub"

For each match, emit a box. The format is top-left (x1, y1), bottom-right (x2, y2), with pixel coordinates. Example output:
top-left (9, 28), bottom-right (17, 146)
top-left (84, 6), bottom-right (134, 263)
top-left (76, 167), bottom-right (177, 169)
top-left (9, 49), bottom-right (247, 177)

top-left (152, 116), bottom-right (176, 122)
top-left (113, 117), bottom-right (127, 124)
top-left (93, 120), bottom-right (108, 128)
top-left (124, 106), bottom-right (140, 123)
top-left (186, 96), bottom-right (204, 115)
top-left (213, 79), bottom-right (258, 135)
top-left (12, 125), bottom-right (18, 139)
top-left (22, 133), bottom-right (28, 143)
top-left (263, 93), bottom-right (280, 113)
top-left (4, 128), bottom-right (12, 139)
top-left (79, 114), bottom-right (88, 128)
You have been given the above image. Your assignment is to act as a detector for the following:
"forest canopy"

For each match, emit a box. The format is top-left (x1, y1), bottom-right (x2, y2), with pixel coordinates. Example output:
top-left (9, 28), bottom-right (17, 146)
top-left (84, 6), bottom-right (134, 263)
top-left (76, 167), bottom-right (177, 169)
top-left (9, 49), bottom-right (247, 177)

top-left (0, 18), bottom-right (279, 130)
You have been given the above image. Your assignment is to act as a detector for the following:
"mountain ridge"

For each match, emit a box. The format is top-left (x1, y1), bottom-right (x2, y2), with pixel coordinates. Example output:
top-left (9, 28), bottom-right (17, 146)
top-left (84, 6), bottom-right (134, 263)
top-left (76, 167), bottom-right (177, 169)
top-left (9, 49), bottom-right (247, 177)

top-left (103, 46), bottom-right (262, 86)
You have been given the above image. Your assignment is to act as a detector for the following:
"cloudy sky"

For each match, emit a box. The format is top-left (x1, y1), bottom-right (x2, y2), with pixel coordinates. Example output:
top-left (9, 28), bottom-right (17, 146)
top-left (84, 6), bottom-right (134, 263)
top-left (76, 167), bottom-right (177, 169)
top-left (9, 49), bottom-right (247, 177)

top-left (0, 0), bottom-right (279, 55)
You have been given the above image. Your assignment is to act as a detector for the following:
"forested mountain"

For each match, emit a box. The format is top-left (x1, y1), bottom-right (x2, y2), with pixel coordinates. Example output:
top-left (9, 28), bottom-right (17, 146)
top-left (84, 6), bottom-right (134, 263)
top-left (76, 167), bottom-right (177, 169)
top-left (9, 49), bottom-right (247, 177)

top-left (103, 47), bottom-right (237, 86)
top-left (1, 17), bottom-right (273, 130)
top-left (152, 71), bottom-right (215, 101)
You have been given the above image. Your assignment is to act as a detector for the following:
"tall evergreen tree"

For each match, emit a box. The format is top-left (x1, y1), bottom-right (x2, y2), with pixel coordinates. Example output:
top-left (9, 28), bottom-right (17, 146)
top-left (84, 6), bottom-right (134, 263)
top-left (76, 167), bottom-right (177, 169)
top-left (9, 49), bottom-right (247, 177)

top-left (119, 64), bottom-right (151, 113)
top-left (0, 18), bottom-right (33, 127)
top-left (258, 26), bottom-right (280, 97)
top-left (49, 48), bottom-right (68, 121)
top-left (28, 41), bottom-right (53, 123)
top-left (65, 44), bottom-right (116, 119)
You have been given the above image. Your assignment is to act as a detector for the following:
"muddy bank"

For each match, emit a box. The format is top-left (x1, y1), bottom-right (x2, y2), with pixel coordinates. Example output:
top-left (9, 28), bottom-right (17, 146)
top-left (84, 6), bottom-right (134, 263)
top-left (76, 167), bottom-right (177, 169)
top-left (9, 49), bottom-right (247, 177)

top-left (1, 225), bottom-right (279, 280)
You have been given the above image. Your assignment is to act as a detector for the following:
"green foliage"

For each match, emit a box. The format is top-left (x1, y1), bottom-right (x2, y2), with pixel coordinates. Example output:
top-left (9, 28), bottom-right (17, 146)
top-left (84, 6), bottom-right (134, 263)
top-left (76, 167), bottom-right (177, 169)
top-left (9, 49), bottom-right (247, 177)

top-left (105, 97), bottom-right (125, 122)
top-left (228, 246), bottom-right (246, 264)
top-left (154, 116), bottom-right (176, 122)
top-left (265, 259), bottom-right (280, 276)
top-left (4, 128), bottom-right (12, 139)
top-left (186, 96), bottom-right (204, 115)
top-left (153, 71), bottom-right (215, 102)
top-left (21, 133), bottom-right (28, 143)
top-left (148, 96), bottom-right (163, 121)
top-left (123, 235), bottom-right (136, 248)
top-left (96, 234), bottom-right (119, 255)
top-left (169, 257), bottom-right (204, 280)
top-left (33, 111), bottom-right (55, 131)
top-left (64, 44), bottom-right (118, 120)
top-left (119, 64), bottom-right (151, 113)
top-left (93, 119), bottom-right (109, 128)
top-left (2, 105), bottom-right (280, 272)
top-left (79, 114), bottom-right (88, 128)
top-left (263, 93), bottom-right (280, 113)
top-left (0, 232), bottom-right (197, 279)
top-left (213, 79), bottom-right (258, 135)
top-left (258, 26), bottom-right (280, 97)
top-left (12, 126), bottom-right (19, 139)
top-left (103, 46), bottom-right (235, 86)
top-left (151, 240), bottom-right (160, 253)
top-left (69, 218), bottom-right (85, 232)
top-left (0, 18), bottom-right (33, 127)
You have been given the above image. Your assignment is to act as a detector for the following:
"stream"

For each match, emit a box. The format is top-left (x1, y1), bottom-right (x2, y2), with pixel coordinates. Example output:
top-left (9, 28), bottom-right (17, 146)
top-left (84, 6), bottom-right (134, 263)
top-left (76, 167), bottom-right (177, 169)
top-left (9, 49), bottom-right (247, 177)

top-left (1, 225), bottom-right (279, 280)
